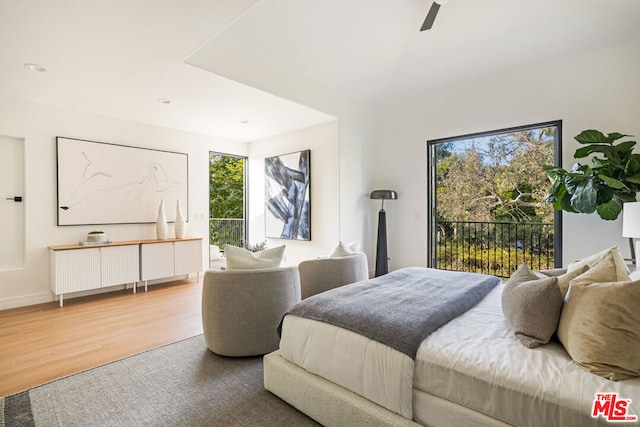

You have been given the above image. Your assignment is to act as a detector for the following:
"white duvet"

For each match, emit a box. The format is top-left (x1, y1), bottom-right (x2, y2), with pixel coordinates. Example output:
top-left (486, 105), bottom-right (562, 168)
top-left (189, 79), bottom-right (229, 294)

top-left (279, 283), bottom-right (640, 426)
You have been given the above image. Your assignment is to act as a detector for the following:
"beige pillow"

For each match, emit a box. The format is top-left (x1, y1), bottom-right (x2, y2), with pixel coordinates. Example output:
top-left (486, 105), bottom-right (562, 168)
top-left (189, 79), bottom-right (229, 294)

top-left (224, 244), bottom-right (285, 270)
top-left (557, 267), bottom-right (640, 380)
top-left (567, 246), bottom-right (630, 282)
top-left (502, 263), bottom-right (564, 348)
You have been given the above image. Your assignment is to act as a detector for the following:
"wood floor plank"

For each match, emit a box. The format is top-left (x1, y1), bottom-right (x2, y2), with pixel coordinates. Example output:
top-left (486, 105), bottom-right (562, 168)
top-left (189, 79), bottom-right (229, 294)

top-left (0, 278), bottom-right (203, 397)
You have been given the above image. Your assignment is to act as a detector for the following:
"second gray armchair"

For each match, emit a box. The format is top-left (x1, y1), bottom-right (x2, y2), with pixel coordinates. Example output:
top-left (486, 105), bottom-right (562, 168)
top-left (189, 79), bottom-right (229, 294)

top-left (298, 252), bottom-right (369, 299)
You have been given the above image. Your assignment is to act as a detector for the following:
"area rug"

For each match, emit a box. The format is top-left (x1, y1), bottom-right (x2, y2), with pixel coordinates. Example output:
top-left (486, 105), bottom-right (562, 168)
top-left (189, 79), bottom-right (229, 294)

top-left (0, 335), bottom-right (319, 426)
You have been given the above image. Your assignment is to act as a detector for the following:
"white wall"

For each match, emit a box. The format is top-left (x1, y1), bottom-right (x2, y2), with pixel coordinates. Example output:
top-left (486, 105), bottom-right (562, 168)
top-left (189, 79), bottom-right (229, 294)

top-left (0, 96), bottom-right (247, 309)
top-left (247, 120), bottom-right (341, 265)
top-left (372, 40), bottom-right (640, 269)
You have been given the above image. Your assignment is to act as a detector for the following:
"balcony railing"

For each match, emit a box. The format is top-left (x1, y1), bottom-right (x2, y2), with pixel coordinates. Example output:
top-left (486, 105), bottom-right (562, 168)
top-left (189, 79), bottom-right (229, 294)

top-left (209, 218), bottom-right (245, 248)
top-left (435, 220), bottom-right (554, 278)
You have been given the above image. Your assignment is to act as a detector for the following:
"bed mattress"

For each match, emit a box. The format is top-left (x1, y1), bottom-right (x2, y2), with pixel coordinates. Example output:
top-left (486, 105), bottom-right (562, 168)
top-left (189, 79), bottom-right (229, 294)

top-left (280, 283), bottom-right (640, 426)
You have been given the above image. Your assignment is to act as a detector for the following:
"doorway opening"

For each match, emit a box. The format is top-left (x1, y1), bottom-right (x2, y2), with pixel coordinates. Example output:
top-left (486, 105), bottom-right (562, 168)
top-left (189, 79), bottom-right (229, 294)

top-left (209, 152), bottom-right (247, 258)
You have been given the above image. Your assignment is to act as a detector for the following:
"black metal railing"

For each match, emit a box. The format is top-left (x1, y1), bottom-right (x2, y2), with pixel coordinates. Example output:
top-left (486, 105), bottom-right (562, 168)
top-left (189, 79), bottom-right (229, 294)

top-left (209, 218), bottom-right (245, 248)
top-left (435, 220), bottom-right (554, 278)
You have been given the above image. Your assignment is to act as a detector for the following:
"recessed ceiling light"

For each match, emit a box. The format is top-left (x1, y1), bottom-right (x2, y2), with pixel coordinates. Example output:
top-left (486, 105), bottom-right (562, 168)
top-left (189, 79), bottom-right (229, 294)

top-left (157, 98), bottom-right (171, 104)
top-left (240, 119), bottom-right (249, 124)
top-left (24, 63), bottom-right (47, 72)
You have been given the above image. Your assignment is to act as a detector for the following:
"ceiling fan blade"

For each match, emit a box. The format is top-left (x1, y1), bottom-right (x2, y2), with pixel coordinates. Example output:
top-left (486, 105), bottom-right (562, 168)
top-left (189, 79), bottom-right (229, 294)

top-left (420, 2), bottom-right (440, 31)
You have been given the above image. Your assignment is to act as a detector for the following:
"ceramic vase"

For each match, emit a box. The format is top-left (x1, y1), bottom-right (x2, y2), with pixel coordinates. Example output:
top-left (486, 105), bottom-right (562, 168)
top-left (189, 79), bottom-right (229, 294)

top-left (156, 199), bottom-right (169, 240)
top-left (175, 200), bottom-right (187, 239)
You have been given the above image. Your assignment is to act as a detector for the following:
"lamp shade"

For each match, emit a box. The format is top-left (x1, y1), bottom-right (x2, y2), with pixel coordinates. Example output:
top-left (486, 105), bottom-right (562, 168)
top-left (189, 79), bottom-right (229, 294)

top-left (622, 202), bottom-right (640, 238)
top-left (370, 190), bottom-right (398, 200)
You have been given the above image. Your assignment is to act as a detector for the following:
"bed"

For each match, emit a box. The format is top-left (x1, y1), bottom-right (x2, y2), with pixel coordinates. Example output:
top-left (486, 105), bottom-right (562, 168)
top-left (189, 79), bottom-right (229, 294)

top-left (264, 266), bottom-right (640, 426)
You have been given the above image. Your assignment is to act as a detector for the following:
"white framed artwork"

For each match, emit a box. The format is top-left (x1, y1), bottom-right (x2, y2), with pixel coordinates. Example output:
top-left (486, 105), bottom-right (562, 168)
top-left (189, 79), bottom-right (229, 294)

top-left (56, 137), bottom-right (188, 226)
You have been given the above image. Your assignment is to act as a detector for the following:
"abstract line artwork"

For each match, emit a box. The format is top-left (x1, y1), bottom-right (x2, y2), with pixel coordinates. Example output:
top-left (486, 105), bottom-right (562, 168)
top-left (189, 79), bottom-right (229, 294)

top-left (265, 150), bottom-right (311, 241)
top-left (56, 137), bottom-right (188, 226)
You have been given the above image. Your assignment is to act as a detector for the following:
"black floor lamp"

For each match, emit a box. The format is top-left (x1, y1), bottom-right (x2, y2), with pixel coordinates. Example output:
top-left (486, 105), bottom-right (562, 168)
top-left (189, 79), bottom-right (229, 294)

top-left (370, 190), bottom-right (398, 277)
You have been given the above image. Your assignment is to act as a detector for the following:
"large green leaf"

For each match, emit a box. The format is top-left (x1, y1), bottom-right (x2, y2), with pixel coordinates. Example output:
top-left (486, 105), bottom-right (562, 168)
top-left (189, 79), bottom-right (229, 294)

top-left (542, 165), bottom-right (566, 177)
top-left (617, 191), bottom-right (638, 203)
top-left (575, 130), bottom-right (632, 144)
top-left (625, 158), bottom-right (640, 174)
top-left (613, 140), bottom-right (637, 156)
top-left (570, 179), bottom-right (598, 213)
top-left (574, 144), bottom-right (613, 158)
top-left (598, 173), bottom-right (628, 190)
top-left (575, 130), bottom-right (610, 144)
top-left (596, 199), bottom-right (621, 220)
top-left (559, 190), bottom-right (577, 213)
top-left (608, 132), bottom-right (633, 142)
top-left (625, 173), bottom-right (640, 184)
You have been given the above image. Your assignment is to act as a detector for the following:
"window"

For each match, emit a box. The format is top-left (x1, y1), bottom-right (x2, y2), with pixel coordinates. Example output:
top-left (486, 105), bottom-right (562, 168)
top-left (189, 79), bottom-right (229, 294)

top-left (427, 121), bottom-right (562, 277)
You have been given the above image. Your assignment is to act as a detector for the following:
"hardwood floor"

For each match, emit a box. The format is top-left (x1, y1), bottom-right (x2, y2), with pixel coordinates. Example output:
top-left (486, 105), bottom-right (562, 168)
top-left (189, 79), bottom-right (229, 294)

top-left (0, 278), bottom-right (203, 397)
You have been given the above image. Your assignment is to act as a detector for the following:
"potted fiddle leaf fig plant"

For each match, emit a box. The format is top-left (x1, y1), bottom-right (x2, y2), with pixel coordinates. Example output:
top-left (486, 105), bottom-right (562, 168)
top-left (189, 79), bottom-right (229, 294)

top-left (543, 130), bottom-right (640, 220)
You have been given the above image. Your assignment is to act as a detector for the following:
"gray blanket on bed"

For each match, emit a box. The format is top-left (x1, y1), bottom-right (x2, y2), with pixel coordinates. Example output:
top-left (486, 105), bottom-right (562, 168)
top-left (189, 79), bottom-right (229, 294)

top-left (283, 267), bottom-right (500, 359)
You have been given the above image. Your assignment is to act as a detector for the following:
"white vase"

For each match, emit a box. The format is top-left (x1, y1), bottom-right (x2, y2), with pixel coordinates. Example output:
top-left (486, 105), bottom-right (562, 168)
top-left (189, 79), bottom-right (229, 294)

top-left (175, 200), bottom-right (187, 239)
top-left (156, 199), bottom-right (168, 240)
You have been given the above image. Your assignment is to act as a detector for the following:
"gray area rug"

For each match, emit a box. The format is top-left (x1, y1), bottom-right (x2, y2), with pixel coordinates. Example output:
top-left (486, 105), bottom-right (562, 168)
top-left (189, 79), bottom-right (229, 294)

top-left (1, 335), bottom-right (319, 426)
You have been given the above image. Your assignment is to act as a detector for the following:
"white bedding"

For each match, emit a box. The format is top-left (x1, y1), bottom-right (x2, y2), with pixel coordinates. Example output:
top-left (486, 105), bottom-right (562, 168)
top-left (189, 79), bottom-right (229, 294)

top-left (415, 282), bottom-right (640, 426)
top-left (280, 283), bottom-right (640, 426)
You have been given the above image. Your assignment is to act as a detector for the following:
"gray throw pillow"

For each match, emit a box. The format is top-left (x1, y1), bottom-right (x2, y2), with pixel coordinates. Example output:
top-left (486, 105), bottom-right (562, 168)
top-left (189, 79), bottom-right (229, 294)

top-left (502, 263), bottom-right (563, 348)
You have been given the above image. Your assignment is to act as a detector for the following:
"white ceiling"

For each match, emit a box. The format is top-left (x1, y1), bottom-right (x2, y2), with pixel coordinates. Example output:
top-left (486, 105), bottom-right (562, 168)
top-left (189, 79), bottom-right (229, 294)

top-left (1, 1), bottom-right (639, 142)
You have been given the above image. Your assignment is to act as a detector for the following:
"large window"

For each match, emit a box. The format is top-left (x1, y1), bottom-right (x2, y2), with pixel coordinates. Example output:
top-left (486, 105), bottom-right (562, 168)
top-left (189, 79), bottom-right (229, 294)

top-left (427, 121), bottom-right (562, 277)
top-left (209, 152), bottom-right (247, 250)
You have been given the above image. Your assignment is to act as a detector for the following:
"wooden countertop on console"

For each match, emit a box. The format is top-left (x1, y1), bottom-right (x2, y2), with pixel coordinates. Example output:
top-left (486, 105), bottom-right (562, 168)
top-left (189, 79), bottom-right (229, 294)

top-left (49, 237), bottom-right (203, 251)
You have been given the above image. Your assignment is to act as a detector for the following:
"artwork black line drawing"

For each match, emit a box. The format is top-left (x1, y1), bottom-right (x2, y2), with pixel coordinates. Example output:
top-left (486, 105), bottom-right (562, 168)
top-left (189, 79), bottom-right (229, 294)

top-left (56, 137), bottom-right (188, 226)
top-left (265, 150), bottom-right (310, 241)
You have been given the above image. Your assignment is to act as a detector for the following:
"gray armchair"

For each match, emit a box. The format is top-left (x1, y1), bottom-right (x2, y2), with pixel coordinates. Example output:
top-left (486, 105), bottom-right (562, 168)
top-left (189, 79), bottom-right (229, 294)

top-left (201, 266), bottom-right (301, 357)
top-left (298, 252), bottom-right (369, 299)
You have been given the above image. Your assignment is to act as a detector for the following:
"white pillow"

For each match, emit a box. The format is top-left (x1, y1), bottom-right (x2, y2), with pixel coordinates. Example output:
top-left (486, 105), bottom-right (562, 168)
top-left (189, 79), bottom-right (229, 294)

top-left (224, 244), bottom-right (285, 270)
top-left (328, 241), bottom-right (361, 258)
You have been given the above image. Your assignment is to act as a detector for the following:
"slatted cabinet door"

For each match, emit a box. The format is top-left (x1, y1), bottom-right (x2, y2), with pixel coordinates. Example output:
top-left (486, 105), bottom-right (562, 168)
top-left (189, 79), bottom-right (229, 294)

top-left (140, 242), bottom-right (175, 281)
top-left (50, 248), bottom-right (101, 295)
top-left (174, 240), bottom-right (202, 276)
top-left (100, 244), bottom-right (140, 287)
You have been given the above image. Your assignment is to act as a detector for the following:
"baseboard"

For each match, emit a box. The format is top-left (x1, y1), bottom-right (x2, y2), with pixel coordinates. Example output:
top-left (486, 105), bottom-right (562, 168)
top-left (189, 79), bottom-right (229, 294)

top-left (0, 275), bottom-right (193, 311)
top-left (0, 292), bottom-right (53, 311)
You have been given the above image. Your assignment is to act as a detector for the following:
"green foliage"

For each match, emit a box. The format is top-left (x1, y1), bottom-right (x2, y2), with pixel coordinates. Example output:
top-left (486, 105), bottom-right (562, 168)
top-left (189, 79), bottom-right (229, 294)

top-left (209, 154), bottom-right (245, 219)
top-left (436, 243), bottom-right (554, 278)
top-left (209, 154), bottom-right (245, 246)
top-left (435, 128), bottom-right (555, 224)
top-left (436, 221), bottom-right (554, 278)
top-left (544, 130), bottom-right (639, 220)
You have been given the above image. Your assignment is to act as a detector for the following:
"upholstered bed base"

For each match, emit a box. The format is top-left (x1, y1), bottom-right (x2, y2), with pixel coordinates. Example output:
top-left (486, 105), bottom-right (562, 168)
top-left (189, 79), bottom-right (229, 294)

top-left (264, 350), bottom-right (419, 427)
top-left (264, 350), bottom-right (507, 427)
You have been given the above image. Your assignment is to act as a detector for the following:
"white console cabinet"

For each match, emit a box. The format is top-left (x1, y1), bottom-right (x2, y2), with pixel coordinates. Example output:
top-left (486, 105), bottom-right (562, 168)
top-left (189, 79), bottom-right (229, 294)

top-left (49, 238), bottom-right (203, 306)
